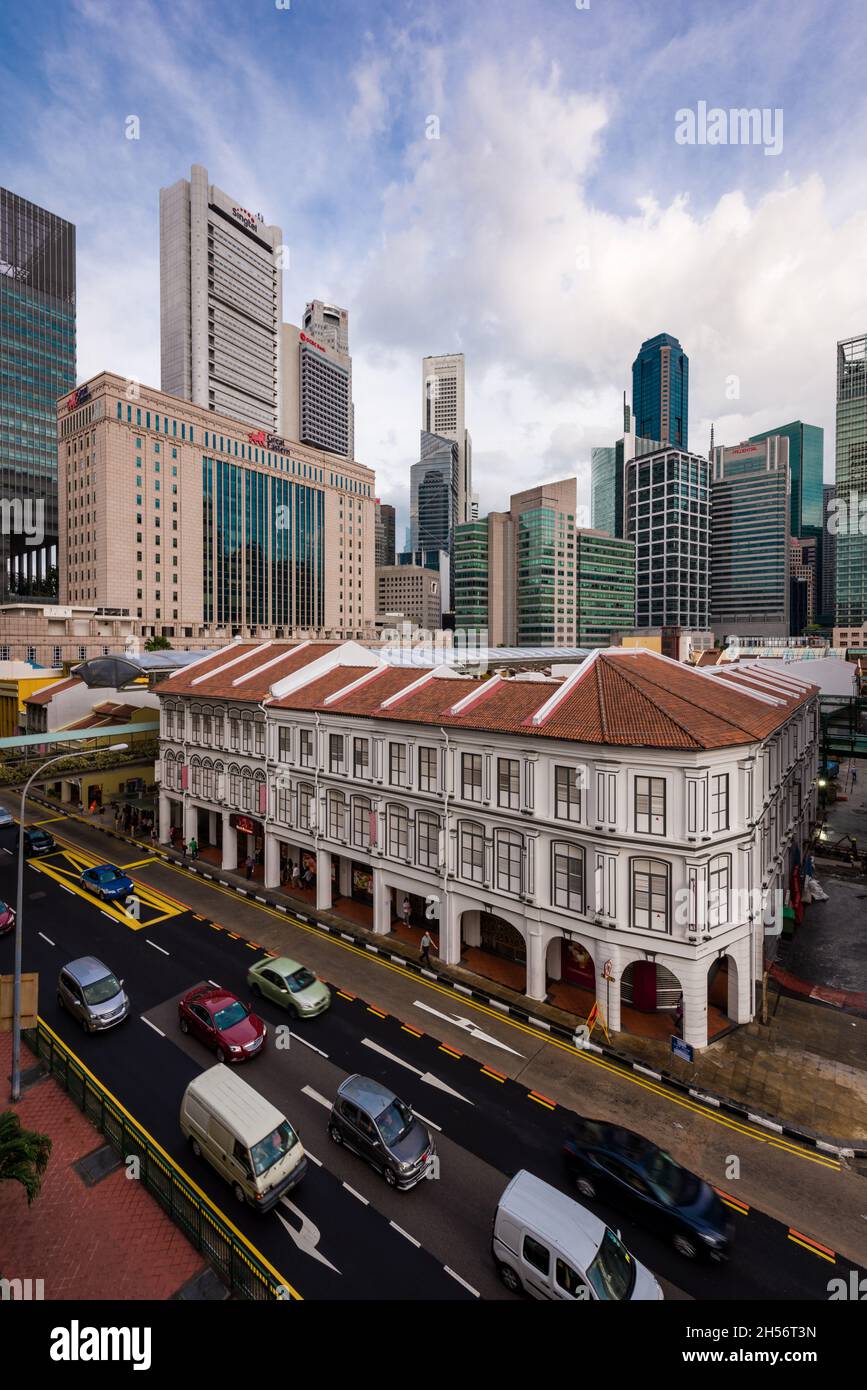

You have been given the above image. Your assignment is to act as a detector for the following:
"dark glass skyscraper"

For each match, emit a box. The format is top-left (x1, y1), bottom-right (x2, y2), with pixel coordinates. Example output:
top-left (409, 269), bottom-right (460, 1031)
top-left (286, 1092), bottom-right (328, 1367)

top-left (0, 188), bottom-right (75, 597)
top-left (748, 420), bottom-right (823, 540)
top-left (632, 333), bottom-right (688, 449)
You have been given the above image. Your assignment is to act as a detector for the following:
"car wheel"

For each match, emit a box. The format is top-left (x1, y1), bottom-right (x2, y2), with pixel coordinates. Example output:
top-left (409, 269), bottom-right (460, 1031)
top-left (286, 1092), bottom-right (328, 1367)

top-left (250, 982), bottom-right (262, 998)
top-left (498, 1262), bottom-right (521, 1294)
top-left (383, 1165), bottom-right (398, 1188)
top-left (215, 1047), bottom-right (226, 1064)
top-left (179, 1017), bottom-right (189, 1034)
top-left (575, 1175), bottom-right (596, 1200)
top-left (673, 1232), bottom-right (700, 1260)
top-left (328, 1124), bottom-right (343, 1145)
top-left (190, 1138), bottom-right (202, 1159)
top-left (233, 1182), bottom-right (246, 1205)
top-left (57, 991), bottom-right (65, 1012)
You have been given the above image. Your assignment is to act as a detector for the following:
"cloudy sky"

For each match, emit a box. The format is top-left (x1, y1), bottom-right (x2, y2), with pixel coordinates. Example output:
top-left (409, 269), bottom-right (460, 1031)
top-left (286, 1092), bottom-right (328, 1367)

top-left (3, 0), bottom-right (866, 538)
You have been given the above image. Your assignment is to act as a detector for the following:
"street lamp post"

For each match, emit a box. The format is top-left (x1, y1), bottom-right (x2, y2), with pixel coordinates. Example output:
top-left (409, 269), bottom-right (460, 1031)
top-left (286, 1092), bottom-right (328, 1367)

top-left (10, 742), bottom-right (128, 1102)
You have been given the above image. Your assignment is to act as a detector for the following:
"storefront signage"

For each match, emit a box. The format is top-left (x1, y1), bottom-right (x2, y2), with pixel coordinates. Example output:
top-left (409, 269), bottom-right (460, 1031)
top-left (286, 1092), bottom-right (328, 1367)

top-left (230, 814), bottom-right (260, 835)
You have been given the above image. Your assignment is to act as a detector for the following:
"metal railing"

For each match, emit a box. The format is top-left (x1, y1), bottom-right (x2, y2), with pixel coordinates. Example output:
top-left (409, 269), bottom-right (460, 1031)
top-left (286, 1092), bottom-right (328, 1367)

top-left (25, 1019), bottom-right (298, 1301)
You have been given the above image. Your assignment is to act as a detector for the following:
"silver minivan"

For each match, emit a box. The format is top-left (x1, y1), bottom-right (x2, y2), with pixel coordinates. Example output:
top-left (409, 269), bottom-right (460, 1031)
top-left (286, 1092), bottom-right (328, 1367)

top-left (57, 957), bottom-right (130, 1033)
top-left (493, 1170), bottom-right (664, 1301)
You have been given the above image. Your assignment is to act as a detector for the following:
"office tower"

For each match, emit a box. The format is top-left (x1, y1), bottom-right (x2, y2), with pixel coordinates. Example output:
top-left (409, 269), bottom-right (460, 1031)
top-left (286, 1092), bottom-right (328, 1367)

top-left (410, 431), bottom-right (459, 563)
top-left (789, 536), bottom-right (817, 631)
top-left (281, 300), bottom-right (354, 458)
top-left (374, 500), bottom-right (395, 567)
top-left (0, 188), bottom-right (75, 597)
top-left (835, 335), bottom-right (867, 629)
top-left (454, 513), bottom-right (514, 644)
top-left (709, 438), bottom-right (790, 639)
top-left (422, 354), bottom-right (472, 523)
top-left (627, 448), bottom-right (710, 629)
top-left (574, 530), bottom-right (636, 647)
top-left (376, 563), bottom-right (442, 629)
top-left (748, 421), bottom-right (823, 540)
top-left (58, 373), bottom-right (375, 641)
top-left (821, 483), bottom-right (836, 626)
top-left (454, 520), bottom-right (490, 633)
top-left (632, 333), bottom-right (689, 449)
top-left (160, 164), bottom-right (283, 432)
top-left (511, 478), bottom-right (578, 646)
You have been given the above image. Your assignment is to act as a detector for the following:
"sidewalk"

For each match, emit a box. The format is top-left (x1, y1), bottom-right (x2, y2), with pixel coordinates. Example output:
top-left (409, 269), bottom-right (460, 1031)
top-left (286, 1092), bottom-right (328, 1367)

top-left (0, 1030), bottom-right (209, 1300)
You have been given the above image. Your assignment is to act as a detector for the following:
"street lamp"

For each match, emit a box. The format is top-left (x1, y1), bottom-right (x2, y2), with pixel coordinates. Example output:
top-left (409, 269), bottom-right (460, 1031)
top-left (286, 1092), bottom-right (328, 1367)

top-left (10, 742), bottom-right (128, 1102)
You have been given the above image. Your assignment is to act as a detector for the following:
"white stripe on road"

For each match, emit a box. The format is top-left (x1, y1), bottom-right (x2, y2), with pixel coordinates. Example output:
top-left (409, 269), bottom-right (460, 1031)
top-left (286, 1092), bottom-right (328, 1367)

top-left (141, 1017), bottom-right (165, 1037)
top-left (290, 1031), bottom-right (328, 1058)
top-left (146, 939), bottom-right (170, 956)
top-left (38, 932), bottom-right (55, 946)
top-left (301, 1084), bottom-right (332, 1110)
top-left (413, 1110), bottom-right (442, 1133)
top-left (360, 1037), bottom-right (472, 1105)
top-left (389, 1221), bottom-right (421, 1248)
top-left (304, 1150), bottom-right (323, 1167)
top-left (60, 885), bottom-right (74, 894)
top-left (444, 1267), bottom-right (479, 1297)
top-left (1, 847), bottom-right (11, 854)
top-left (342, 1182), bottom-right (369, 1206)
top-left (100, 911), bottom-right (116, 921)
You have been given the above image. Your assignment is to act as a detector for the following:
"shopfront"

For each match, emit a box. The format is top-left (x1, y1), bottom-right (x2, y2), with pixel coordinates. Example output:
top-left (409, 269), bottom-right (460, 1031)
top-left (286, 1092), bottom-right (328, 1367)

top-left (230, 813), bottom-right (264, 868)
top-left (560, 937), bottom-right (596, 990)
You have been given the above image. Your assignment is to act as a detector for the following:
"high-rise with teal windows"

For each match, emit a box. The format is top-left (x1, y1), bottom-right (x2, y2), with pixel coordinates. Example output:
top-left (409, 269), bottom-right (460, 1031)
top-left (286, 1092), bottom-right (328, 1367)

top-left (0, 187), bottom-right (75, 597)
top-left (834, 334), bottom-right (867, 630)
top-left (748, 420), bottom-right (823, 540)
top-left (632, 333), bottom-right (688, 450)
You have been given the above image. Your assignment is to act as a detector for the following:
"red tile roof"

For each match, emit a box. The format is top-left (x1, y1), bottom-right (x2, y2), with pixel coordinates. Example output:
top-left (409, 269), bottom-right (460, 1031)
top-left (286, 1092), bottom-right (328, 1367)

top-left (25, 677), bottom-right (81, 706)
top-left (164, 642), bottom-right (338, 699)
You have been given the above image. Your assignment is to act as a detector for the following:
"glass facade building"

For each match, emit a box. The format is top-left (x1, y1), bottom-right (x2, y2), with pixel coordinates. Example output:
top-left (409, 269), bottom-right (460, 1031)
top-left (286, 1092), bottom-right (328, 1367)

top-left (710, 440), bottom-right (790, 637)
top-left (627, 448), bottom-right (710, 629)
top-left (835, 334), bottom-right (867, 628)
top-left (748, 420), bottom-right (823, 540)
top-left (575, 531), bottom-right (636, 646)
top-left (0, 187), bottom-right (75, 597)
top-left (632, 333), bottom-right (688, 450)
top-left (454, 520), bottom-right (489, 631)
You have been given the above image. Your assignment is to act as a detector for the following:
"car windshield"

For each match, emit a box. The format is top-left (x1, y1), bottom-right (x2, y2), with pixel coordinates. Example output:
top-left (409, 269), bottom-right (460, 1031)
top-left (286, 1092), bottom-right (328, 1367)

top-left (214, 1000), bottom-right (248, 1030)
top-left (586, 1228), bottom-right (636, 1302)
top-left (250, 1121), bottom-right (298, 1176)
top-left (287, 967), bottom-right (316, 993)
top-left (0, 900), bottom-right (11, 913)
top-left (376, 1099), bottom-right (412, 1145)
top-left (82, 972), bottom-right (122, 1005)
top-left (644, 1149), bottom-right (699, 1205)
top-left (93, 867), bottom-right (120, 883)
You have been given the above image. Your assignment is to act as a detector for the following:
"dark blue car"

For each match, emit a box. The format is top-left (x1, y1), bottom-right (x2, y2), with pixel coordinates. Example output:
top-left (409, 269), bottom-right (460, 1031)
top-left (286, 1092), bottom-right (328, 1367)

top-left (80, 864), bottom-right (134, 903)
top-left (562, 1118), bottom-right (732, 1261)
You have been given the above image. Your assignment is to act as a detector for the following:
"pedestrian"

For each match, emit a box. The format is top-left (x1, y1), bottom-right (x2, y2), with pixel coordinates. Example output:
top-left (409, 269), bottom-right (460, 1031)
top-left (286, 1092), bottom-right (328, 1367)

top-left (179, 836), bottom-right (187, 857)
top-left (290, 860), bottom-right (300, 888)
top-left (89, 799), bottom-right (97, 816)
top-left (246, 853), bottom-right (255, 880)
top-left (188, 836), bottom-right (198, 860)
top-left (169, 825), bottom-right (177, 847)
top-left (402, 895), bottom-right (412, 927)
top-left (674, 993), bottom-right (684, 1032)
top-left (420, 929), bottom-right (435, 966)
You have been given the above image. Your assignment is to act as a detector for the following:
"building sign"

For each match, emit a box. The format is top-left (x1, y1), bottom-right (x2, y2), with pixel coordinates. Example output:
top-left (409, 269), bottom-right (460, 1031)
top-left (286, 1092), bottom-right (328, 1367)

top-left (231, 206), bottom-right (263, 232)
top-left (247, 430), bottom-right (293, 458)
top-left (299, 331), bottom-right (325, 353)
top-left (671, 1036), bottom-right (694, 1063)
top-left (230, 814), bottom-right (261, 835)
top-left (66, 385), bottom-right (91, 412)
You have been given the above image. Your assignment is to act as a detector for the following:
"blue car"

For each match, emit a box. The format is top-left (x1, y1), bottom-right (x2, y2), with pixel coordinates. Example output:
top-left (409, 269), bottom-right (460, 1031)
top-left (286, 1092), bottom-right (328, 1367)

top-left (80, 864), bottom-right (134, 903)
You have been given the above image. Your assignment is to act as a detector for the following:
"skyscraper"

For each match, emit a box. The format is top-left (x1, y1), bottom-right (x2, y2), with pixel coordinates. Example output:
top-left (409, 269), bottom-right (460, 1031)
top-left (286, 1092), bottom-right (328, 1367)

top-left (574, 530), bottom-right (636, 647)
top-left (710, 437), bottom-right (790, 638)
top-left (632, 333), bottom-right (689, 449)
top-left (160, 164), bottom-right (283, 432)
top-left (422, 353), bottom-right (472, 523)
top-left (835, 334), bottom-right (867, 630)
top-left (410, 431), bottom-right (459, 559)
top-left (512, 478), bottom-right (578, 646)
top-left (748, 420), bottom-right (823, 541)
top-left (374, 500), bottom-right (396, 567)
top-left (626, 447), bottom-right (710, 629)
top-left (0, 188), bottom-right (76, 597)
top-left (591, 396), bottom-right (662, 538)
top-left (821, 483), bottom-right (836, 626)
top-left (281, 301), bottom-right (354, 458)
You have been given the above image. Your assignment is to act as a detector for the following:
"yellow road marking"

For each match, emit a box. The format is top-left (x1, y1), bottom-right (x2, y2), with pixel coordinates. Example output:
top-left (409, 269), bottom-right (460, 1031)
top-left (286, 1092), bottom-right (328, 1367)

top-left (401, 1025), bottom-right (423, 1038)
top-left (529, 1091), bottom-right (556, 1110)
top-left (481, 1067), bottom-right (507, 1083)
top-left (438, 1044), bottom-right (461, 1059)
top-left (32, 816), bottom-right (67, 825)
top-left (121, 856), bottom-right (158, 869)
top-left (787, 1229), bottom-right (836, 1263)
top-left (367, 1006), bottom-right (387, 1019)
top-left (35, 1017), bottom-right (302, 1299)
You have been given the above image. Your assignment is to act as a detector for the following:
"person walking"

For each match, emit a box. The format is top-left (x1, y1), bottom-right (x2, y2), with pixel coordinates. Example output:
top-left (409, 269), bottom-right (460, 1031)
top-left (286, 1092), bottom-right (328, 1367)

top-left (402, 895), bottom-right (412, 927)
top-left (188, 836), bottom-right (198, 860)
top-left (420, 929), bottom-right (435, 967)
top-left (245, 853), bottom-right (255, 880)
top-left (179, 836), bottom-right (187, 858)
top-left (290, 861), bottom-right (300, 888)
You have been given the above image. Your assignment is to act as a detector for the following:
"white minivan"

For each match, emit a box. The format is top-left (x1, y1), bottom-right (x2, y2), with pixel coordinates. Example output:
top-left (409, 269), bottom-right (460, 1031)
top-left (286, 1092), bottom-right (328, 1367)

top-left (493, 1170), bottom-right (664, 1301)
top-left (180, 1064), bottom-right (307, 1212)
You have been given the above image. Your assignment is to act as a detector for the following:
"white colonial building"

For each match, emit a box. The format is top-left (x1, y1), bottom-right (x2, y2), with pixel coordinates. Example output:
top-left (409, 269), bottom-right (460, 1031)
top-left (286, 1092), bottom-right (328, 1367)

top-left (156, 640), bottom-right (819, 1049)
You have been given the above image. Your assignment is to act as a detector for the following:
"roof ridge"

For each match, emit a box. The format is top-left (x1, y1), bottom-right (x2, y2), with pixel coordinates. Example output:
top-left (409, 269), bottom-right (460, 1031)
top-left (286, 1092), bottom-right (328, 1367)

top-left (595, 657), bottom-right (609, 739)
top-left (601, 652), bottom-right (760, 743)
top-left (598, 653), bottom-right (717, 747)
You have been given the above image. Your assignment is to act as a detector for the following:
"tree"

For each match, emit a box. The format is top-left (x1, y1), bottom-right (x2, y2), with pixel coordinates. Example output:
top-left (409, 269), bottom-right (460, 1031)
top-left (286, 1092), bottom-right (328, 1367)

top-left (144, 634), bottom-right (172, 652)
top-left (0, 1110), bottom-right (52, 1204)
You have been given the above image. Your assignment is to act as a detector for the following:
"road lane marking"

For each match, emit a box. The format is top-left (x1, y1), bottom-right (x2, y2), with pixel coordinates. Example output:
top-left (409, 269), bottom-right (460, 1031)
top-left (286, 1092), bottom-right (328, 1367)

top-left (529, 1091), bottom-right (556, 1111)
top-left (304, 1150), bottom-right (323, 1167)
top-left (38, 931), bottom-right (55, 946)
top-left (390, 1221), bottom-right (421, 1248)
top-left (787, 1228), bottom-right (836, 1262)
top-left (141, 1017), bottom-right (165, 1038)
top-left (290, 1032), bottom-right (328, 1058)
top-left (481, 1066), bottom-right (507, 1083)
top-left (100, 911), bottom-right (116, 922)
top-left (401, 1024), bottom-right (423, 1038)
top-left (413, 1110), bottom-right (442, 1133)
top-left (367, 1005), bottom-right (387, 1019)
top-left (277, 1200), bottom-right (341, 1274)
top-left (342, 1182), bottom-right (369, 1205)
top-left (146, 939), bottom-right (170, 956)
top-left (444, 1267), bottom-right (479, 1297)
top-left (714, 1187), bottom-right (749, 1215)
top-left (301, 1085), bottom-right (332, 1110)
top-left (360, 1037), bottom-right (473, 1104)
top-left (414, 1000), bottom-right (526, 1057)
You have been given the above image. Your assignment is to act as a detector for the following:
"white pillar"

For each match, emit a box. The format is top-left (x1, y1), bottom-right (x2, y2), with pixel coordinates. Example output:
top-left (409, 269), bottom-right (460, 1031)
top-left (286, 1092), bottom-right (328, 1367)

top-left (438, 891), bottom-right (460, 966)
top-left (682, 964), bottom-right (708, 1050)
top-left (221, 811), bottom-right (238, 872)
top-left (184, 800), bottom-right (198, 842)
top-left (338, 855), bottom-right (352, 898)
top-left (599, 948), bottom-right (621, 1033)
top-left (728, 942), bottom-right (753, 1024)
top-left (159, 793), bottom-right (172, 843)
top-left (264, 833), bottom-right (280, 890)
top-left (372, 868), bottom-right (391, 935)
top-left (525, 929), bottom-right (546, 1001)
top-left (316, 847), bottom-right (332, 911)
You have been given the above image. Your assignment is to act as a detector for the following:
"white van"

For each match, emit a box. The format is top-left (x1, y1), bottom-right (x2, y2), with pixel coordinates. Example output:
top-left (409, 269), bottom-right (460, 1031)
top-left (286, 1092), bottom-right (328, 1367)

top-left (492, 1170), bottom-right (663, 1301)
top-left (180, 1064), bottom-right (307, 1212)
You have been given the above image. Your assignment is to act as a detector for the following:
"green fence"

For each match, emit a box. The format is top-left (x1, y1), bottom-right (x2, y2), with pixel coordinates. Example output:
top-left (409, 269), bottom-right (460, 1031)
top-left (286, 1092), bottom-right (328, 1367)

top-left (26, 1019), bottom-right (299, 1301)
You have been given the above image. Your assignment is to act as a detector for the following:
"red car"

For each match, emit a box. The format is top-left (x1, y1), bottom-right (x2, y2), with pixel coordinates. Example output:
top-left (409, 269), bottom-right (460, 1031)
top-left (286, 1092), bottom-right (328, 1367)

top-left (178, 984), bottom-right (266, 1063)
top-left (0, 900), bottom-right (15, 937)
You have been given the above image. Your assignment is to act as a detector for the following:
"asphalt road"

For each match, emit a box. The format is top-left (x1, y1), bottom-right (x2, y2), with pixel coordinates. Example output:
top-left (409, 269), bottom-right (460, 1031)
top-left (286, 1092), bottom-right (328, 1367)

top-left (1, 809), bottom-right (864, 1303)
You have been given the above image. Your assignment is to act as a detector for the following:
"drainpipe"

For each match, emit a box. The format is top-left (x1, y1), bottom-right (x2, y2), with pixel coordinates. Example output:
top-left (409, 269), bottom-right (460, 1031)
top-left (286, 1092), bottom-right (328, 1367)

top-left (439, 726), bottom-right (451, 948)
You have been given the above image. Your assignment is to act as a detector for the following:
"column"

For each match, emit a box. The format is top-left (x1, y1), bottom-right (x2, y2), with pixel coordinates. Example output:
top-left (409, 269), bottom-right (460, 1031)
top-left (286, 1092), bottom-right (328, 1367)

top-left (681, 963), bottom-right (708, 1050)
top-left (338, 855), bottom-right (352, 898)
top-left (525, 928), bottom-right (547, 1001)
top-left (183, 800), bottom-right (198, 842)
top-left (372, 867), bottom-right (391, 935)
top-left (598, 947), bottom-right (621, 1033)
top-left (315, 846), bottom-right (332, 911)
top-left (727, 940), bottom-right (753, 1024)
top-left (438, 891), bottom-right (461, 966)
top-left (221, 811), bottom-right (238, 872)
top-left (159, 793), bottom-right (172, 843)
top-left (264, 833), bottom-right (280, 891)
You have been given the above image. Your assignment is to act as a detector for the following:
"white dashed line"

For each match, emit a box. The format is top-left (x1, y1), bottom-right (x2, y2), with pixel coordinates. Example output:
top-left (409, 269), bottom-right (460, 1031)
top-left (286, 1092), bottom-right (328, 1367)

top-left (412, 1110), bottom-right (442, 1133)
top-left (289, 1032), bottom-right (328, 1058)
top-left (38, 932), bottom-right (55, 946)
top-left (208, 979), bottom-right (221, 987)
top-left (304, 1150), bottom-right (323, 1167)
top-left (146, 939), bottom-right (170, 956)
top-left (1, 847), bottom-right (11, 854)
top-left (100, 911), bottom-right (115, 922)
top-left (141, 1017), bottom-right (165, 1037)
top-left (301, 1085), bottom-right (332, 1110)
top-left (59, 885), bottom-right (74, 894)
top-left (389, 1221), bottom-right (421, 1248)
top-left (444, 1267), bottom-right (479, 1297)
top-left (342, 1182), bottom-right (369, 1206)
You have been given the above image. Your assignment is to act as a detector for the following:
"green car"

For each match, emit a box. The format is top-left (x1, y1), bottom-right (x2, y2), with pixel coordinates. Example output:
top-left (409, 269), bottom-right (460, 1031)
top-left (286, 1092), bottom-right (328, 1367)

top-left (247, 956), bottom-right (331, 1019)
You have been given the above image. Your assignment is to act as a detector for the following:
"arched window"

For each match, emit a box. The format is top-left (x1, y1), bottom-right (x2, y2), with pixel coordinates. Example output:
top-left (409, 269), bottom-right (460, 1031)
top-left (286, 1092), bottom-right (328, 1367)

top-left (228, 763), bottom-right (241, 807)
top-left (708, 855), bottom-right (731, 928)
top-left (241, 766), bottom-right (254, 810)
top-left (327, 791), bottom-right (346, 841)
top-left (297, 782), bottom-right (314, 831)
top-left (495, 829), bottom-right (524, 894)
top-left (189, 755), bottom-right (202, 796)
top-left (387, 804), bottom-right (409, 860)
top-left (552, 842), bottom-right (584, 912)
top-left (416, 811), bottom-right (440, 869)
top-left (631, 858), bottom-right (670, 933)
top-left (351, 796), bottom-right (372, 848)
top-left (459, 821), bottom-right (485, 883)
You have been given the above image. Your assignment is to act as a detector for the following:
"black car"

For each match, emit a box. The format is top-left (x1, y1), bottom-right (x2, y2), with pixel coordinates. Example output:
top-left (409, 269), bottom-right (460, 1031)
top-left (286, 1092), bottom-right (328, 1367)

top-left (19, 827), bottom-right (57, 857)
top-left (562, 1119), bottom-right (732, 1261)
